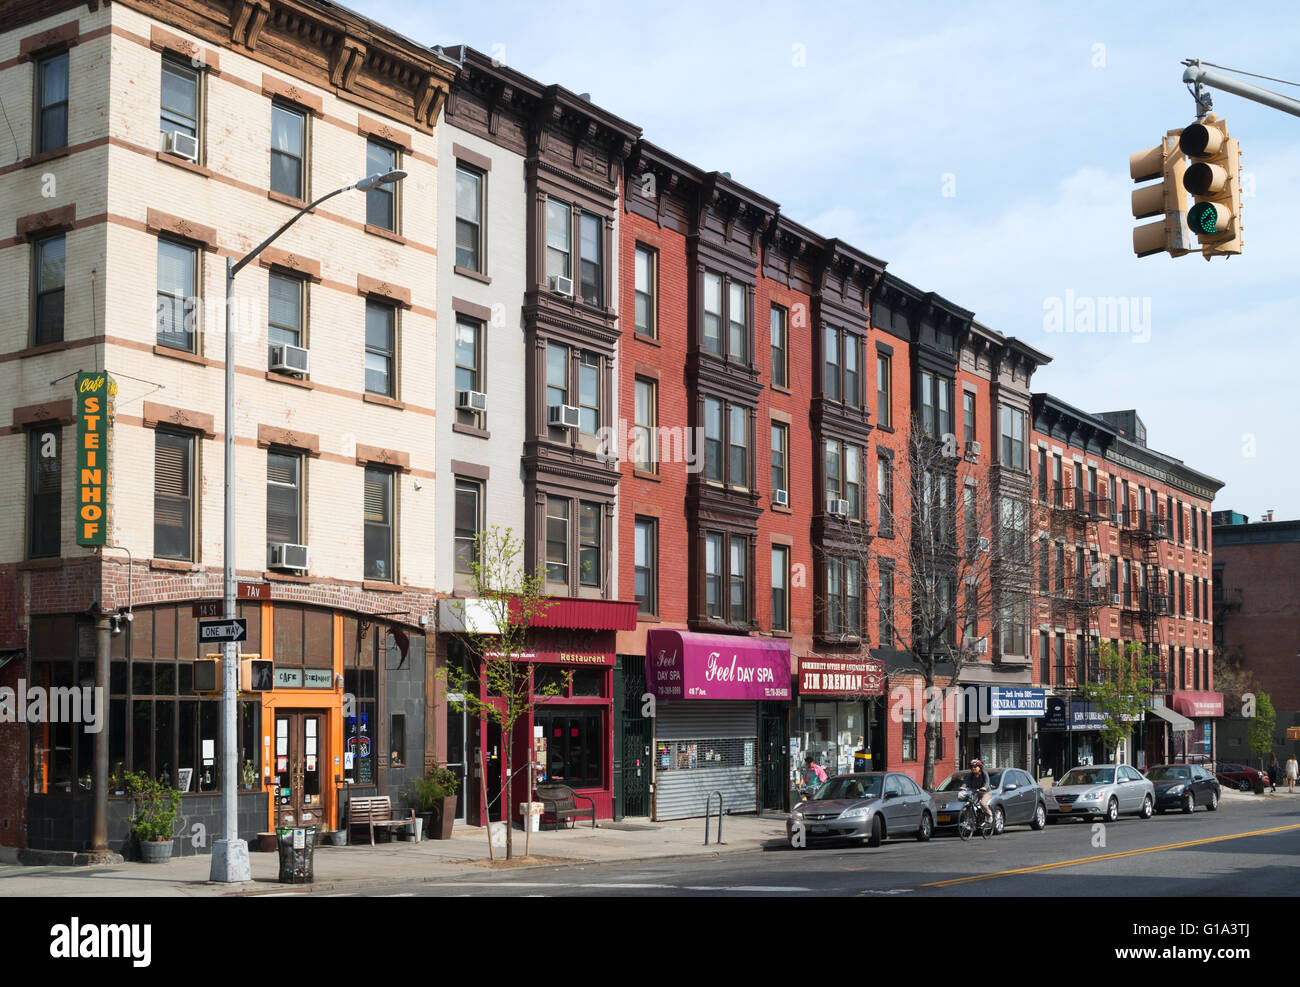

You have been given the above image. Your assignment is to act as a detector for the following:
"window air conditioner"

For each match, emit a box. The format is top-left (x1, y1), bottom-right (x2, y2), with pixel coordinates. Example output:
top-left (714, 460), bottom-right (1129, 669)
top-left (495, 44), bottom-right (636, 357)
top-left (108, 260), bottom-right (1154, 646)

top-left (965, 441), bottom-right (981, 462)
top-left (268, 543), bottom-right (309, 571)
top-left (457, 389), bottom-right (487, 412)
top-left (773, 488), bottom-right (789, 508)
top-left (548, 275), bottom-right (575, 297)
top-left (548, 404), bottom-right (581, 429)
top-left (164, 130), bottom-right (199, 162)
top-left (269, 343), bottom-right (310, 375)
top-left (1111, 593), bottom-right (1123, 606)
top-left (827, 498), bottom-right (849, 516)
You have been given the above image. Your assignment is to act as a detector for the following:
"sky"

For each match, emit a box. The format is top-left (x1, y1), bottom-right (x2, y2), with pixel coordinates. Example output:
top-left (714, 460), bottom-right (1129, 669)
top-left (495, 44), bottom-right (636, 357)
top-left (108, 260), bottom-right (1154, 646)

top-left (350, 0), bottom-right (1300, 520)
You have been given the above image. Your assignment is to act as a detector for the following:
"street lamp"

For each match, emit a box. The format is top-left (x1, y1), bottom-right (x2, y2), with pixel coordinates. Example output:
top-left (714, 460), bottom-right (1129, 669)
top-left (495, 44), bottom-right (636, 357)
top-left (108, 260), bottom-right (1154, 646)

top-left (209, 171), bottom-right (406, 883)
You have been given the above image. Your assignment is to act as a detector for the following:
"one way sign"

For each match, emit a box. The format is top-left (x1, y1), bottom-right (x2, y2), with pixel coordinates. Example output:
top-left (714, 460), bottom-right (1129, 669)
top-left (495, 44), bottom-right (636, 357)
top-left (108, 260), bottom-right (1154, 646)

top-left (199, 618), bottom-right (247, 643)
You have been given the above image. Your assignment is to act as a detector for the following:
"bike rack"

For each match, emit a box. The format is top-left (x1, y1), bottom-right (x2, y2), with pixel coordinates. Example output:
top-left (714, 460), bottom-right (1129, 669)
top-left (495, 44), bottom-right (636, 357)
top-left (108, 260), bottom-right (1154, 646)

top-left (704, 790), bottom-right (724, 845)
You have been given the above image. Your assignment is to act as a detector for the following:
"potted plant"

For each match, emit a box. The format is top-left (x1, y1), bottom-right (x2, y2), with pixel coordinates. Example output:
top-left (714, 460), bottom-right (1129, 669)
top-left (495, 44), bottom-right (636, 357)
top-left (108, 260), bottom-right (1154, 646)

top-left (410, 766), bottom-right (459, 840)
top-left (120, 770), bottom-right (184, 863)
top-left (241, 759), bottom-right (258, 790)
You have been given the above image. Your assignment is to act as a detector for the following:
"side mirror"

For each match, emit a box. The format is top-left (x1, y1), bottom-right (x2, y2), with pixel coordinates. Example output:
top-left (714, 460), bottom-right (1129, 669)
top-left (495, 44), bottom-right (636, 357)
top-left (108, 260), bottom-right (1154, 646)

top-left (1005, 783), bottom-right (1018, 791)
top-left (884, 791), bottom-right (900, 800)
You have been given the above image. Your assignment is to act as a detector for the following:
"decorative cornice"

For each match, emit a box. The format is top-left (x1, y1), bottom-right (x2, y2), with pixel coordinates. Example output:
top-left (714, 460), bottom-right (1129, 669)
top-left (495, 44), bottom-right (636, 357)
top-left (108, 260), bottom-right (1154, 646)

top-left (13, 400), bottom-right (75, 428)
top-left (259, 246), bottom-right (321, 282)
top-left (145, 208), bottom-right (218, 251)
top-left (355, 443), bottom-right (411, 472)
top-left (261, 72), bottom-right (323, 116)
top-left (16, 204), bottom-right (76, 241)
top-left (357, 273), bottom-right (412, 308)
top-left (257, 423), bottom-right (320, 455)
top-left (142, 402), bottom-right (217, 438)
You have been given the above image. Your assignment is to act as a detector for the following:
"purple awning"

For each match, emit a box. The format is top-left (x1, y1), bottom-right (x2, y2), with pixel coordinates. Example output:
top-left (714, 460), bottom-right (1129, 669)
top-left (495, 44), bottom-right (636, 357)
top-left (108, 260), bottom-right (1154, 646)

top-left (645, 630), bottom-right (791, 701)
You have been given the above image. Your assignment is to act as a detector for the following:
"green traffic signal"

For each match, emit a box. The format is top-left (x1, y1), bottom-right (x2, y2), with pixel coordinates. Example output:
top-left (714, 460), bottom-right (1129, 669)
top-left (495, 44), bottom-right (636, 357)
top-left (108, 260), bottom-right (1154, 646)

top-left (1188, 201), bottom-right (1221, 234)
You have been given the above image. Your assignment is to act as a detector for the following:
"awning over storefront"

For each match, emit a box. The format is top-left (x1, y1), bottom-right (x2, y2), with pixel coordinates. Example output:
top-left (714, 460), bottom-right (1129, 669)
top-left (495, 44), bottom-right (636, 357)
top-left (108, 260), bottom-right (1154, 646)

top-left (1171, 691), bottom-right (1224, 718)
top-left (645, 630), bottom-right (791, 701)
top-left (439, 597), bottom-right (638, 634)
top-left (1147, 703), bottom-right (1194, 733)
top-left (798, 654), bottom-right (885, 696)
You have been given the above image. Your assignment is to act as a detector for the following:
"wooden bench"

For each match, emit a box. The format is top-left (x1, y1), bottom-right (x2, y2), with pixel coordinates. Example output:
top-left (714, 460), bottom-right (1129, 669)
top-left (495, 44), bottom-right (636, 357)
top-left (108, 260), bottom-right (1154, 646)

top-left (536, 783), bottom-right (596, 830)
top-left (346, 796), bottom-right (417, 846)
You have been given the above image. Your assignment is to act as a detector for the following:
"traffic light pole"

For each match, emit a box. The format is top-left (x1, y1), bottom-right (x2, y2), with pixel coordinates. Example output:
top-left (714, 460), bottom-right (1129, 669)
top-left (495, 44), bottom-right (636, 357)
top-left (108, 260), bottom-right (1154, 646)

top-left (1183, 61), bottom-right (1300, 120)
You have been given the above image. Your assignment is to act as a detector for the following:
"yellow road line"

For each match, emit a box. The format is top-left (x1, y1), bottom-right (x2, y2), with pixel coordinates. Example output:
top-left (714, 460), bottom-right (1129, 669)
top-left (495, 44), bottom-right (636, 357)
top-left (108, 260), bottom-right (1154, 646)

top-left (922, 823), bottom-right (1300, 888)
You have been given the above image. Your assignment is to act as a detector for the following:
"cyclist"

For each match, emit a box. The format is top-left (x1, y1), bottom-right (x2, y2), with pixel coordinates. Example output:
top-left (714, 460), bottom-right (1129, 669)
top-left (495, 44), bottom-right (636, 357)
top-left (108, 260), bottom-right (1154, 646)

top-left (798, 755), bottom-right (828, 799)
top-left (964, 758), bottom-right (993, 826)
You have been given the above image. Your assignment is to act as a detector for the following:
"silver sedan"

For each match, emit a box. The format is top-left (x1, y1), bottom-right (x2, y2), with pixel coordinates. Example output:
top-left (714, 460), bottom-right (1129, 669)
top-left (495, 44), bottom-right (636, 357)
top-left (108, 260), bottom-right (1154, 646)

top-left (1046, 764), bottom-right (1155, 822)
top-left (787, 772), bottom-right (937, 847)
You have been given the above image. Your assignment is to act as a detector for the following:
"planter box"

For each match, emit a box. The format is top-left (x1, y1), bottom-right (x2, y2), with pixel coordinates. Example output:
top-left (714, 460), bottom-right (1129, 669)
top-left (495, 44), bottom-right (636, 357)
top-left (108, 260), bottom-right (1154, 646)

top-left (431, 796), bottom-right (457, 840)
top-left (139, 839), bottom-right (174, 864)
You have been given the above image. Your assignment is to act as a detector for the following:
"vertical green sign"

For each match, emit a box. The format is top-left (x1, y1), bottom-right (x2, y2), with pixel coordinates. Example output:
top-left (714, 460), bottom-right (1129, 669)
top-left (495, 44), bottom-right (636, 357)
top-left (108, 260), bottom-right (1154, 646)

top-left (75, 371), bottom-right (115, 546)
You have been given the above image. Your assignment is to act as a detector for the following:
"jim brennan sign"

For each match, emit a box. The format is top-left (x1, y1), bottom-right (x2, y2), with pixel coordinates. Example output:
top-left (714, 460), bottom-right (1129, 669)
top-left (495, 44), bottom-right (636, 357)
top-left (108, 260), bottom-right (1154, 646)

top-left (75, 371), bottom-right (116, 546)
top-left (798, 656), bottom-right (885, 697)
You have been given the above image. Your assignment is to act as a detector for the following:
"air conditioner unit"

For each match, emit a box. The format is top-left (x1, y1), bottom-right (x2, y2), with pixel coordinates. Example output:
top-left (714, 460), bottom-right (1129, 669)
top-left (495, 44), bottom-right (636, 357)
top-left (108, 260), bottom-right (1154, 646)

top-left (548, 404), bottom-right (581, 429)
top-left (269, 343), bottom-right (310, 375)
top-left (1155, 596), bottom-right (1170, 614)
top-left (268, 543), bottom-right (309, 571)
top-left (1113, 512), bottom-right (1125, 525)
top-left (548, 275), bottom-right (574, 297)
top-left (772, 488), bottom-right (789, 508)
top-left (163, 130), bottom-right (199, 162)
top-left (827, 497), bottom-right (849, 516)
top-left (1111, 593), bottom-right (1123, 606)
top-left (965, 441), bottom-right (981, 462)
top-left (457, 389), bottom-right (487, 412)
top-left (1152, 519), bottom-right (1168, 537)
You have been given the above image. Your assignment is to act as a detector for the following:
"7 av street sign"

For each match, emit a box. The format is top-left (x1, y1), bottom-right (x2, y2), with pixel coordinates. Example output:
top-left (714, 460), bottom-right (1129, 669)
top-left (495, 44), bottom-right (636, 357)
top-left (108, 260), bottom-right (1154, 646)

top-left (199, 618), bottom-right (247, 644)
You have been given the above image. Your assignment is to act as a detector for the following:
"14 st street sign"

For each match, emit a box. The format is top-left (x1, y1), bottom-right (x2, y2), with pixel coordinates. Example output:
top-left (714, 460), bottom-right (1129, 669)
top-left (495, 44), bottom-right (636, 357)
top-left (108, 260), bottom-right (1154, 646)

top-left (198, 618), bottom-right (248, 643)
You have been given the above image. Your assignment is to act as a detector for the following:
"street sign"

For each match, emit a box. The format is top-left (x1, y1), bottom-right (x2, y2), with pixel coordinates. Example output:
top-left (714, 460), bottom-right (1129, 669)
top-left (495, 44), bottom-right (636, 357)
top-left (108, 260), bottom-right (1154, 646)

top-left (192, 601), bottom-right (223, 618)
top-left (238, 583), bottom-right (270, 601)
top-left (199, 618), bottom-right (248, 643)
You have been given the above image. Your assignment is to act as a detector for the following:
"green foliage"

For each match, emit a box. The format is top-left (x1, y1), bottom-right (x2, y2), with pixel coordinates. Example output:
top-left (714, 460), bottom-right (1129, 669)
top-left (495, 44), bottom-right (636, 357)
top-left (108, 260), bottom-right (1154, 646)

top-left (1080, 641), bottom-right (1159, 757)
top-left (409, 765), bottom-right (460, 812)
top-left (116, 770), bottom-right (184, 843)
top-left (1246, 690), bottom-right (1276, 761)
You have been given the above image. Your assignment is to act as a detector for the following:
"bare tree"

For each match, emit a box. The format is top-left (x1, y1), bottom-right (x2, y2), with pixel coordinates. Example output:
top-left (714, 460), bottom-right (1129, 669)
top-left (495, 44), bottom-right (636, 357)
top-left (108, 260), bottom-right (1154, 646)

top-left (824, 415), bottom-right (1034, 789)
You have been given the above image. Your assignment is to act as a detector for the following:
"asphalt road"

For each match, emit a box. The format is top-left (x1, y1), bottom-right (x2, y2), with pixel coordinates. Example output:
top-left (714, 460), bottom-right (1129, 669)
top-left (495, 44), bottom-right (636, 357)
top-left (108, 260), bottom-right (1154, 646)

top-left (326, 797), bottom-right (1300, 897)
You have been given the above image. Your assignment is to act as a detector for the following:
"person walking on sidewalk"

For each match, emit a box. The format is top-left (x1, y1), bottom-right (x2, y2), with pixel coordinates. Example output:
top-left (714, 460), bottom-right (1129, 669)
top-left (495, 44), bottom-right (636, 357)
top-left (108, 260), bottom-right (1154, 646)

top-left (1286, 754), bottom-right (1299, 795)
top-left (1267, 753), bottom-right (1280, 793)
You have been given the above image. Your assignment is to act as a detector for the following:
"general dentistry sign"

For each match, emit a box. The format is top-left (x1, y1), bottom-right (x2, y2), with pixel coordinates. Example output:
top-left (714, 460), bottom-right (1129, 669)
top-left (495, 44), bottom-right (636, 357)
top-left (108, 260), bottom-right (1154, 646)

top-left (75, 371), bottom-right (116, 546)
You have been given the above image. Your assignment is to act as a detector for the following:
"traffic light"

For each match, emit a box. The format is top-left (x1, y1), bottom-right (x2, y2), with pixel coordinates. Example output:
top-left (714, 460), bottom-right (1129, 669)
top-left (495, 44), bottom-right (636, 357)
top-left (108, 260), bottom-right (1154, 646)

top-left (240, 654), bottom-right (272, 692)
top-left (1130, 131), bottom-right (1191, 258)
top-left (1178, 114), bottom-right (1242, 258)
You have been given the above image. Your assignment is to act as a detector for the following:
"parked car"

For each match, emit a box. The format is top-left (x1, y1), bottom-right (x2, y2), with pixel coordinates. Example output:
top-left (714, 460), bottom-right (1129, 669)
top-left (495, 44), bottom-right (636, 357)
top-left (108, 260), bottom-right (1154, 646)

top-left (787, 772), bottom-right (936, 847)
top-left (1215, 762), bottom-right (1264, 792)
top-left (930, 768), bottom-right (1048, 835)
top-left (1146, 763), bottom-right (1220, 813)
top-left (1045, 764), bottom-right (1155, 822)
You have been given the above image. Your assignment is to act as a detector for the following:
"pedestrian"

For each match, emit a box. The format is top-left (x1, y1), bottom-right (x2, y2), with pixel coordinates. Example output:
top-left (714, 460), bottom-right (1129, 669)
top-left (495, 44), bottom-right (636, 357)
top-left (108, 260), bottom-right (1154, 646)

top-left (1267, 753), bottom-right (1280, 793)
top-left (798, 755), bottom-right (827, 799)
top-left (1287, 754), bottom-right (1299, 795)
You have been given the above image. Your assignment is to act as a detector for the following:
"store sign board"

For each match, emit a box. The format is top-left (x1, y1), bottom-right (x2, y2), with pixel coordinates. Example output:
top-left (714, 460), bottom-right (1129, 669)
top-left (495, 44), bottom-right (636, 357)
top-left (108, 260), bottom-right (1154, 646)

top-left (989, 687), bottom-right (1047, 718)
top-left (1171, 690), bottom-right (1225, 718)
top-left (485, 649), bottom-right (615, 667)
top-left (301, 668), bottom-right (334, 689)
top-left (75, 371), bottom-right (116, 546)
top-left (798, 656), bottom-right (885, 696)
top-left (645, 629), bottom-right (791, 701)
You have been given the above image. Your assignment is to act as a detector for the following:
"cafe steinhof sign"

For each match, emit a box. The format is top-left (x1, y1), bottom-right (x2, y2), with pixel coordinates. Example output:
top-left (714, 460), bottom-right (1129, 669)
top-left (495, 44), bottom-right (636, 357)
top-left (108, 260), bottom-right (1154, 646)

top-left (75, 371), bottom-right (116, 546)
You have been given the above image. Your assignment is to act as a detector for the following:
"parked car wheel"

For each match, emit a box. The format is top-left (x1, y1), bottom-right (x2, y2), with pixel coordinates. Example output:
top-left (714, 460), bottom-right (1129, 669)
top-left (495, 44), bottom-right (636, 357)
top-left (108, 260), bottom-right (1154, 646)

top-left (917, 811), bottom-right (933, 842)
top-left (1105, 798), bottom-right (1119, 822)
top-left (1030, 803), bottom-right (1047, 830)
top-left (1139, 795), bottom-right (1153, 819)
top-left (1183, 793), bottom-right (1195, 814)
top-left (1207, 791), bottom-right (1219, 811)
top-left (867, 816), bottom-right (884, 848)
top-left (992, 806), bottom-right (1005, 835)
top-left (1238, 779), bottom-right (1251, 792)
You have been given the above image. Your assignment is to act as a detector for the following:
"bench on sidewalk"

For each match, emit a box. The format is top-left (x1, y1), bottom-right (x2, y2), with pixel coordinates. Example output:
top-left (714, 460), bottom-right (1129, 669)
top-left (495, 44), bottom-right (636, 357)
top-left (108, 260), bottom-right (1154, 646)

top-left (346, 796), bottom-right (417, 846)
top-left (536, 783), bottom-right (596, 830)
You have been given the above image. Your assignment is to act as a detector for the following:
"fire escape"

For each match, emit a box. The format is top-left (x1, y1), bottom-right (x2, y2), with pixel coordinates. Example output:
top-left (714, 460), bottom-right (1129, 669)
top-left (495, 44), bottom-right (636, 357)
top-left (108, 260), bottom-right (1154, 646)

top-left (1118, 505), bottom-right (1170, 689)
top-left (1047, 483), bottom-right (1109, 689)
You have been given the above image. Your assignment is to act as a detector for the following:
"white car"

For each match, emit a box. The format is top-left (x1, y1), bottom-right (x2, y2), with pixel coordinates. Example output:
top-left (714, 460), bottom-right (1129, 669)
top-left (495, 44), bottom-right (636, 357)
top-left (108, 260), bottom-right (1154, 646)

top-left (1046, 764), bottom-right (1155, 822)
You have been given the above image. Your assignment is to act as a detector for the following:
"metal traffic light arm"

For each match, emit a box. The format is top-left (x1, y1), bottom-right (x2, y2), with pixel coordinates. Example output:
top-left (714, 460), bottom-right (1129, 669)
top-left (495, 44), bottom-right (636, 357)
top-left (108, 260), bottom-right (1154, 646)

top-left (1183, 60), bottom-right (1300, 120)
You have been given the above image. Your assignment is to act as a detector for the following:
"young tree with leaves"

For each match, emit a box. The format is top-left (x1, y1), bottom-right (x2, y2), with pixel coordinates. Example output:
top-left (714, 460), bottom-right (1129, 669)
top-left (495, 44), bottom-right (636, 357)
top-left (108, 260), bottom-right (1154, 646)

top-left (1246, 690), bottom-right (1276, 770)
top-left (439, 527), bottom-right (565, 861)
top-left (1079, 640), bottom-right (1159, 761)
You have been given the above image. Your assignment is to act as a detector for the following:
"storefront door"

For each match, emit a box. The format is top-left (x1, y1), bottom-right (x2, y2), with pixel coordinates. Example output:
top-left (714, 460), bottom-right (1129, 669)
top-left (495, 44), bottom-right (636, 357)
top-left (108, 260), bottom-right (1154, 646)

top-left (760, 711), bottom-right (786, 811)
top-left (274, 711), bottom-right (325, 830)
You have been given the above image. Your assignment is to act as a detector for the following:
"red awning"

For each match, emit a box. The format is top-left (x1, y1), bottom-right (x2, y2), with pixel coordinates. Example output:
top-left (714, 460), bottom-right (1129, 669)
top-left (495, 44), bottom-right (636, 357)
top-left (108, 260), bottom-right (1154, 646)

top-left (508, 596), bottom-right (638, 631)
top-left (1171, 690), bottom-right (1225, 718)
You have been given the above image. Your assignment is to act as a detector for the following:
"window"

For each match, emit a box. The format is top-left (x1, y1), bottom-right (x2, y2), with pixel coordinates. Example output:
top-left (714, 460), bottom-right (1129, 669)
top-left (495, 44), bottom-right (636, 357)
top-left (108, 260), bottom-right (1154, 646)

top-left (632, 377), bottom-right (656, 473)
top-left (635, 518), bottom-right (657, 616)
top-left (825, 439), bottom-right (863, 520)
top-left (702, 531), bottom-right (750, 626)
top-left (154, 430), bottom-right (195, 560)
top-left (965, 484), bottom-right (979, 557)
top-left (266, 451), bottom-right (302, 557)
top-left (878, 562), bottom-right (895, 645)
top-left (535, 710), bottom-right (603, 788)
top-left (578, 350), bottom-right (600, 435)
top-left (545, 199), bottom-right (571, 281)
top-left (635, 245), bottom-right (656, 337)
top-left (700, 271), bottom-right (747, 361)
top-left (1053, 455), bottom-right (1063, 506)
top-left (771, 545), bottom-right (789, 632)
top-left (33, 233), bottom-right (65, 345)
top-left (824, 326), bottom-right (841, 402)
top-left (703, 397), bottom-right (749, 488)
top-left (1040, 540), bottom-right (1051, 593)
top-left (1000, 405), bottom-right (1026, 469)
top-left (27, 428), bottom-right (61, 558)
top-left (389, 713), bottom-right (406, 769)
top-left (770, 305), bottom-right (788, 388)
top-left (1037, 447), bottom-right (1048, 501)
top-left (363, 467), bottom-right (394, 581)
top-left (579, 501), bottom-right (601, 588)
top-left (579, 213), bottom-right (603, 306)
top-left (728, 405), bottom-right (749, 490)
top-left (160, 57), bottom-right (199, 149)
top-left (455, 164), bottom-right (484, 272)
top-left (901, 712), bottom-right (917, 762)
top-left (826, 557), bottom-right (861, 637)
top-left (1001, 496), bottom-right (1028, 561)
top-left (545, 497), bottom-right (569, 585)
top-left (365, 139), bottom-right (398, 231)
top-left (877, 455), bottom-right (893, 534)
top-left (771, 423), bottom-right (788, 498)
top-left (157, 238), bottom-right (198, 351)
top-left (704, 532), bottom-right (723, 619)
top-left (1039, 630), bottom-right (1050, 684)
top-left (270, 102), bottom-right (306, 199)
top-left (364, 300), bottom-right (396, 397)
top-left (454, 478), bottom-right (481, 575)
top-left (920, 371), bottom-right (952, 438)
top-left (268, 270), bottom-right (304, 367)
top-left (876, 352), bottom-right (892, 427)
top-left (546, 341), bottom-right (568, 409)
top-left (729, 538), bottom-right (747, 625)
top-left (964, 391), bottom-right (976, 445)
top-left (1000, 595), bottom-right (1027, 655)
top-left (455, 316), bottom-right (483, 426)
top-left (36, 51), bottom-right (70, 154)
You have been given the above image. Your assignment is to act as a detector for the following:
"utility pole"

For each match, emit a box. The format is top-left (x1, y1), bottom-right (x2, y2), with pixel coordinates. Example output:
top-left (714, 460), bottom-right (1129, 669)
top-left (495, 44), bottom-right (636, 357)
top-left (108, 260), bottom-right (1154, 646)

top-left (1182, 60), bottom-right (1300, 120)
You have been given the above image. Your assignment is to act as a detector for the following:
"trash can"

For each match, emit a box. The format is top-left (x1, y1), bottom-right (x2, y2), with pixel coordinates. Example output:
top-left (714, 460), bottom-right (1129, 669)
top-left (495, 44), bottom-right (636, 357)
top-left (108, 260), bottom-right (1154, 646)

top-left (276, 826), bottom-right (316, 884)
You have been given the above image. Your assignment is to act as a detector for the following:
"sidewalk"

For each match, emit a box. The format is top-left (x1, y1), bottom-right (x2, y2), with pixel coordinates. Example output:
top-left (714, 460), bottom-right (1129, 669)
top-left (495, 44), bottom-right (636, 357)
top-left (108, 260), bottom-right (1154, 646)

top-left (0, 813), bottom-right (790, 897)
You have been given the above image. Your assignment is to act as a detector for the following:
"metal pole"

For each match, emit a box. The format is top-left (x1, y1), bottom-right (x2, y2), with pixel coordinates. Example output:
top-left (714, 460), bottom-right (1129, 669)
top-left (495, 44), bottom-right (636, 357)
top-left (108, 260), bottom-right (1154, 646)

top-left (91, 610), bottom-right (111, 854)
top-left (1183, 62), bottom-right (1300, 119)
top-left (210, 255), bottom-right (250, 882)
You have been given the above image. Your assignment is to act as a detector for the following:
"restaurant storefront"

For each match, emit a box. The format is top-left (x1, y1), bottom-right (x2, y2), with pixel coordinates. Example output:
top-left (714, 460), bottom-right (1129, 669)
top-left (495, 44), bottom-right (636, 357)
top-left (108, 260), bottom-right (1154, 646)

top-left (644, 629), bottom-right (791, 821)
top-left (793, 654), bottom-right (885, 779)
top-left (1169, 690), bottom-right (1223, 765)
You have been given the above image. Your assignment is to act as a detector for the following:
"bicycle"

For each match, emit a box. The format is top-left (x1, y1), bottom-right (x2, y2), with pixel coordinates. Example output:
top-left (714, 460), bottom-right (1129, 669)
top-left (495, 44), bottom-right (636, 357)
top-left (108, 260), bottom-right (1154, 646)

top-left (957, 788), bottom-right (994, 841)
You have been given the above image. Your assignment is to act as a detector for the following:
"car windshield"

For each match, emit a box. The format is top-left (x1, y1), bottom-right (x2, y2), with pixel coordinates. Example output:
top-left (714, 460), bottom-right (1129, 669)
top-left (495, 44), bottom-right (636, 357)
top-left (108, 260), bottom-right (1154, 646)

top-left (815, 776), bottom-right (881, 801)
top-left (1061, 768), bottom-right (1114, 786)
top-left (935, 769), bottom-right (1001, 792)
top-left (1147, 766), bottom-right (1190, 781)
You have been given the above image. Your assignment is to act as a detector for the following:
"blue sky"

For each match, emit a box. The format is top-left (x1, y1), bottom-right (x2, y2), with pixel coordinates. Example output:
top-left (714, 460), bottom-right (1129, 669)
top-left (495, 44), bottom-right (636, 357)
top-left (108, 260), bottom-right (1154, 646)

top-left (354, 0), bottom-right (1300, 519)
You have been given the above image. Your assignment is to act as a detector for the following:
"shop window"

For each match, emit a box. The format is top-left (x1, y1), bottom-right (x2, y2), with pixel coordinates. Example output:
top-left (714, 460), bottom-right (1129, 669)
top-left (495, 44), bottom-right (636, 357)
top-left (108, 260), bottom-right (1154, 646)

top-left (536, 710), bottom-right (603, 788)
top-left (901, 709), bottom-right (917, 762)
top-left (390, 713), bottom-right (406, 769)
